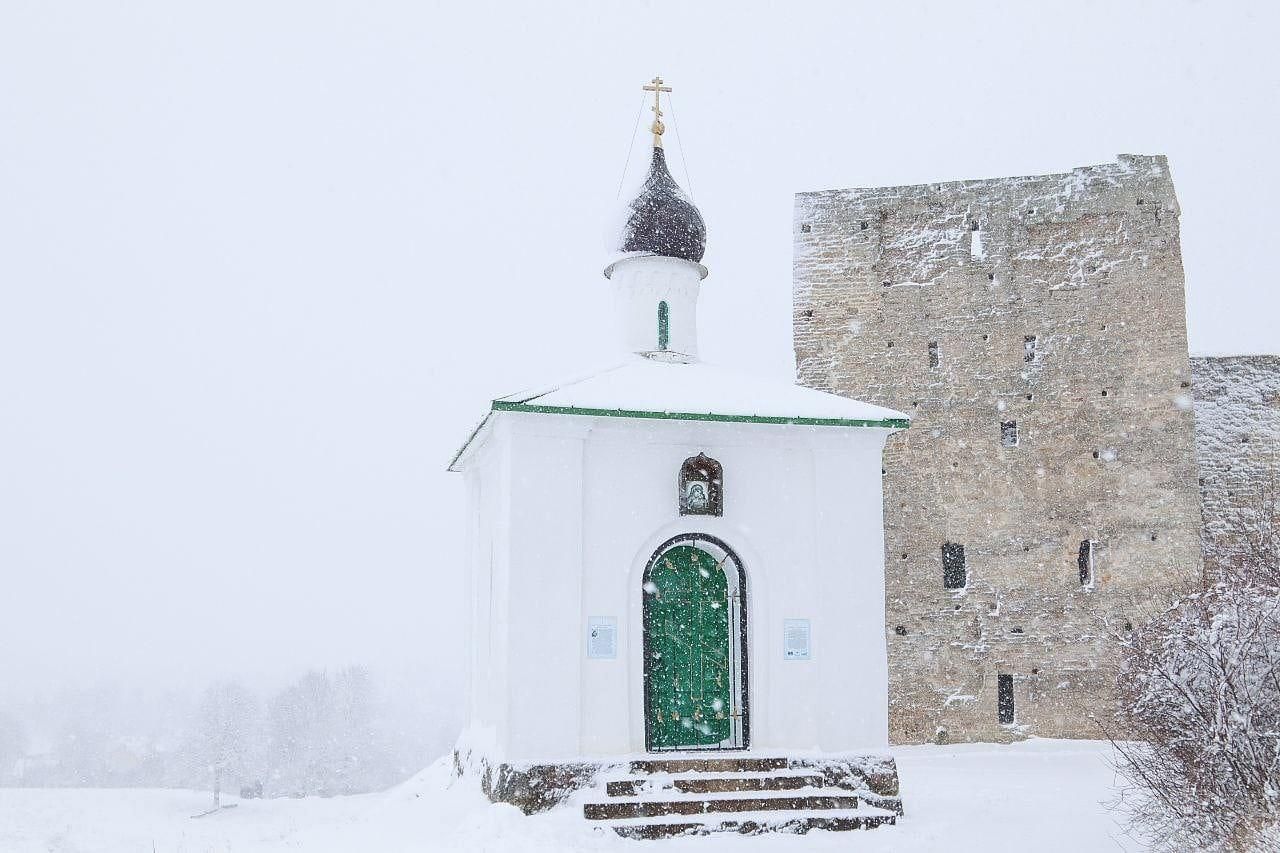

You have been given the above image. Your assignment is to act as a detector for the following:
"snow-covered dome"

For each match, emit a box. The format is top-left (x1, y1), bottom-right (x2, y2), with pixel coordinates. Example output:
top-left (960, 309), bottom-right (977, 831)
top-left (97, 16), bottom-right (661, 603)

top-left (616, 146), bottom-right (706, 265)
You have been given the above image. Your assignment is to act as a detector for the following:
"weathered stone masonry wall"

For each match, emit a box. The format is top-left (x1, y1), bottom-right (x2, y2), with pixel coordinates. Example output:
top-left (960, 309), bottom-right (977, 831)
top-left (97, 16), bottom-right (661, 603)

top-left (793, 155), bottom-right (1204, 743)
top-left (1193, 356), bottom-right (1280, 577)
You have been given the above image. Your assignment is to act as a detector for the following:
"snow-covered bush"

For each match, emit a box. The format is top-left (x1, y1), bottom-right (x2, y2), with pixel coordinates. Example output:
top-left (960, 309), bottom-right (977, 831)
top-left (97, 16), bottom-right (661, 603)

top-left (1113, 576), bottom-right (1280, 850)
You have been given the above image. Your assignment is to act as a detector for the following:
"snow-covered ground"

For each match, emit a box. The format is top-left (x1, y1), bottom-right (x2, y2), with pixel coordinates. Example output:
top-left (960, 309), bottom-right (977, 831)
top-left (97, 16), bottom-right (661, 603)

top-left (0, 739), bottom-right (1144, 852)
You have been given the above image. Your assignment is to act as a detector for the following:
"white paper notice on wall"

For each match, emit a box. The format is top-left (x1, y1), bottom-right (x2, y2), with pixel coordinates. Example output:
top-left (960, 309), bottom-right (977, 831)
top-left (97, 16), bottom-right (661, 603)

top-left (783, 619), bottom-right (812, 660)
top-left (587, 617), bottom-right (617, 659)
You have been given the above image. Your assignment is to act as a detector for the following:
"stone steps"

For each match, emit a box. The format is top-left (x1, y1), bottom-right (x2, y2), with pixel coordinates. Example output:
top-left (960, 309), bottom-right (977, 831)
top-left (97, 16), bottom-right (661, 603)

top-left (581, 753), bottom-right (900, 838)
top-left (586, 792), bottom-right (865, 820)
top-left (628, 755), bottom-right (788, 774)
top-left (606, 772), bottom-right (824, 797)
top-left (609, 809), bottom-right (896, 840)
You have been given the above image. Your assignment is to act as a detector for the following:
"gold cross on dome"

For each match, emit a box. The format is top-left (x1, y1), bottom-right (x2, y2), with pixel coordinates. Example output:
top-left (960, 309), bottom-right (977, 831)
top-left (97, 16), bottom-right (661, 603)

top-left (642, 76), bottom-right (672, 147)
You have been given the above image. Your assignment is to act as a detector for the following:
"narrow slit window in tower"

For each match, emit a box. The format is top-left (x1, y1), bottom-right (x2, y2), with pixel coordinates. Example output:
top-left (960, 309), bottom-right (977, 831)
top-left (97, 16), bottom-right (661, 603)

top-left (942, 543), bottom-right (966, 589)
top-left (1001, 421), bottom-right (1019, 448)
top-left (1079, 540), bottom-right (1095, 588)
top-left (657, 301), bottom-right (670, 351)
top-left (1024, 335), bottom-right (1037, 362)
top-left (928, 341), bottom-right (939, 368)
top-left (998, 674), bottom-right (1015, 724)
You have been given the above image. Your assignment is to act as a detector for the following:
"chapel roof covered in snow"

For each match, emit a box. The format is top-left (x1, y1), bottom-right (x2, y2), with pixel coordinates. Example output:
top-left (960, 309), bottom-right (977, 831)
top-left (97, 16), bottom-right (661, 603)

top-left (449, 357), bottom-right (909, 471)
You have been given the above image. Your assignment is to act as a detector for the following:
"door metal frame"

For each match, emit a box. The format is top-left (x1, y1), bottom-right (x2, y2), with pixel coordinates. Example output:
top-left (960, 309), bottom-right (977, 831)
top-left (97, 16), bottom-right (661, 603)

top-left (641, 532), bottom-right (750, 752)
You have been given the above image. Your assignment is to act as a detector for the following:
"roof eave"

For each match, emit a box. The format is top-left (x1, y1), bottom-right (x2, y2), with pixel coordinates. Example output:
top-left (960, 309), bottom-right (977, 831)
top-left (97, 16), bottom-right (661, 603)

top-left (449, 401), bottom-right (908, 471)
top-left (489, 399), bottom-right (910, 429)
top-left (447, 413), bottom-right (493, 473)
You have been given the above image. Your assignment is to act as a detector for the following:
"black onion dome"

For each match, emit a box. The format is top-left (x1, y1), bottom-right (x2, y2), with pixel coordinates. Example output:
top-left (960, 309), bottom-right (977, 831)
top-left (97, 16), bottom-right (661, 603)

top-left (618, 147), bottom-right (706, 263)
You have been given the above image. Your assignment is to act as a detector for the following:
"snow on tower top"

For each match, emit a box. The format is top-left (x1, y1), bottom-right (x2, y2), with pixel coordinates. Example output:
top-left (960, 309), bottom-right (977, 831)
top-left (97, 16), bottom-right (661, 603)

top-left (611, 78), bottom-right (706, 270)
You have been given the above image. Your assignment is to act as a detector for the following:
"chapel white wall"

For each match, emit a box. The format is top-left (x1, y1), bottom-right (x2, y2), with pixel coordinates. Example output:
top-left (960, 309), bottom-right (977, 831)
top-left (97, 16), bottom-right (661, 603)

top-left (502, 426), bottom-right (586, 760)
top-left (463, 412), bottom-right (894, 763)
top-left (462, 422), bottom-right (514, 756)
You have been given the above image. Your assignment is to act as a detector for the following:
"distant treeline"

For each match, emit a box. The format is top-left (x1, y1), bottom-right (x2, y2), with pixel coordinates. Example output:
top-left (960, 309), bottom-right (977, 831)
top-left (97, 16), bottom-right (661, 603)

top-left (0, 666), bottom-right (456, 796)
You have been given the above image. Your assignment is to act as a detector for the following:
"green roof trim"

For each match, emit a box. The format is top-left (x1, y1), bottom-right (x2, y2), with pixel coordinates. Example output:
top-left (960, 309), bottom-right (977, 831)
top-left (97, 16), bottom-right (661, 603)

top-left (449, 400), bottom-right (909, 472)
top-left (489, 399), bottom-right (910, 430)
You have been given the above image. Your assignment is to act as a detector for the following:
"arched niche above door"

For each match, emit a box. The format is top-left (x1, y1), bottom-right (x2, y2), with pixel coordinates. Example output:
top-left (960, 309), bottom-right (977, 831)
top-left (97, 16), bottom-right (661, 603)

top-left (679, 453), bottom-right (723, 516)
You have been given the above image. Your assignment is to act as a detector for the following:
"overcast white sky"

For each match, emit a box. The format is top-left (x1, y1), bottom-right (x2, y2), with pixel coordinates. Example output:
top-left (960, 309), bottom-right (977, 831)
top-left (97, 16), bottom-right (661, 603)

top-left (2, 1), bottom-right (1277, 713)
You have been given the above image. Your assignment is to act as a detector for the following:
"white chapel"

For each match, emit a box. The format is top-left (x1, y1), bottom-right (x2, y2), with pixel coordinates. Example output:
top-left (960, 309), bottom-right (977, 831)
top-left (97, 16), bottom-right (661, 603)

top-left (449, 79), bottom-right (909, 837)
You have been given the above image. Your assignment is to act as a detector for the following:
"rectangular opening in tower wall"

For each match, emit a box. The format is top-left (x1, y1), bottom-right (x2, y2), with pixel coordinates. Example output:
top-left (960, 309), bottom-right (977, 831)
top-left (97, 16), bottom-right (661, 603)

top-left (928, 341), bottom-right (939, 368)
top-left (1024, 335), bottom-right (1037, 362)
top-left (1001, 421), bottom-right (1019, 448)
top-left (998, 674), bottom-right (1015, 724)
top-left (942, 543), bottom-right (966, 589)
top-left (1078, 540), bottom-right (1095, 587)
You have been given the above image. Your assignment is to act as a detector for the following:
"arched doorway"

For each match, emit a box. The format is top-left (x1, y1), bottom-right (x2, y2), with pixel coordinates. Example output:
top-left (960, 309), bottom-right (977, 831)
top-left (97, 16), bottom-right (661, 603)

top-left (642, 534), bottom-right (748, 751)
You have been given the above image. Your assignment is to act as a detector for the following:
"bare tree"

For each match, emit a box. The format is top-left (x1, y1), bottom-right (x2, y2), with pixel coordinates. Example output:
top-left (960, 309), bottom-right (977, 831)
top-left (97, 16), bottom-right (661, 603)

top-left (266, 666), bottom-right (395, 797)
top-left (1110, 489), bottom-right (1280, 852)
top-left (192, 681), bottom-right (258, 808)
top-left (1211, 476), bottom-right (1280, 588)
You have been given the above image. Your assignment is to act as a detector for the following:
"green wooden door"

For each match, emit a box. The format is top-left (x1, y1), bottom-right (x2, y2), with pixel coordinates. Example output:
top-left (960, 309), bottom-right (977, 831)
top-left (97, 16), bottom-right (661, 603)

top-left (644, 545), bottom-right (732, 749)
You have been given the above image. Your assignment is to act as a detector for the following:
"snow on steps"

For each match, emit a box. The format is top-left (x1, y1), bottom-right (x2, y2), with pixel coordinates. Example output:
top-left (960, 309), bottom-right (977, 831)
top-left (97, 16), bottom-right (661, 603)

top-left (581, 755), bottom-right (900, 839)
top-left (627, 756), bottom-right (789, 774)
top-left (605, 771), bottom-right (826, 796)
top-left (608, 808), bottom-right (897, 840)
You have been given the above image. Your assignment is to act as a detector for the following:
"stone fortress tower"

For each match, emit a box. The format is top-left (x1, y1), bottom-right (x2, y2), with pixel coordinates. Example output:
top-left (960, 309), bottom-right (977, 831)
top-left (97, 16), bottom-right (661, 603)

top-left (792, 155), bottom-right (1207, 743)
